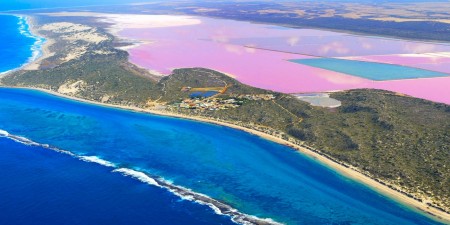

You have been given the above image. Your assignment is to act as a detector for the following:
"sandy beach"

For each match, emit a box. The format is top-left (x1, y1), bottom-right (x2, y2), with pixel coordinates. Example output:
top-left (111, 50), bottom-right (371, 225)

top-left (20, 15), bottom-right (55, 71)
top-left (0, 85), bottom-right (448, 224)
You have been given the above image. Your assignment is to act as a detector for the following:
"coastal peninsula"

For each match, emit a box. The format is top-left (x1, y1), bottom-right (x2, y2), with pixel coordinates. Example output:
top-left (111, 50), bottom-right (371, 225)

top-left (1, 7), bottom-right (449, 225)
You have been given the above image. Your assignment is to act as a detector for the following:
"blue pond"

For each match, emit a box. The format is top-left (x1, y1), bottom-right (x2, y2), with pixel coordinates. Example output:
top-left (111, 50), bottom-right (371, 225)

top-left (290, 58), bottom-right (449, 81)
top-left (190, 91), bottom-right (219, 98)
top-left (0, 88), bottom-right (444, 225)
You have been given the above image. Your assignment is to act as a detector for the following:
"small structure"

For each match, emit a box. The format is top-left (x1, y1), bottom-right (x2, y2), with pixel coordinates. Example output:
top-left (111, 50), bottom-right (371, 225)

top-left (181, 86), bottom-right (192, 92)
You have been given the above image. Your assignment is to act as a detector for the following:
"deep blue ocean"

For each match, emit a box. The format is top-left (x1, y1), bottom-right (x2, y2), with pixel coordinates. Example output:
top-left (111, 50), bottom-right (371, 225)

top-left (0, 88), bottom-right (445, 225)
top-left (0, 137), bottom-right (235, 225)
top-left (0, 15), bottom-right (42, 74)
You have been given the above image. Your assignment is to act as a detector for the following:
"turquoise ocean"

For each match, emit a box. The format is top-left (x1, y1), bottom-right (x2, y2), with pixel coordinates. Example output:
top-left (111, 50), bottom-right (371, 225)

top-left (0, 86), bottom-right (445, 225)
top-left (0, 10), bottom-right (446, 225)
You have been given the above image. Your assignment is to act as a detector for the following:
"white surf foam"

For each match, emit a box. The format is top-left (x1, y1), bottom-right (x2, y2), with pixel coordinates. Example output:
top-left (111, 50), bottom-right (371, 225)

top-left (16, 15), bottom-right (46, 68)
top-left (79, 156), bottom-right (116, 167)
top-left (146, 177), bottom-right (284, 225)
top-left (113, 168), bottom-right (161, 187)
top-left (0, 129), bottom-right (75, 156)
top-left (9, 135), bottom-right (40, 146)
top-left (0, 129), bottom-right (9, 137)
top-left (0, 129), bottom-right (282, 225)
top-left (0, 15), bottom-right (46, 75)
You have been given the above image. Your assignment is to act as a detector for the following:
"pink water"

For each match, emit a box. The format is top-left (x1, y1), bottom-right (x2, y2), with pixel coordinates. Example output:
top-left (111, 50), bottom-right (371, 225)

top-left (119, 17), bottom-right (450, 104)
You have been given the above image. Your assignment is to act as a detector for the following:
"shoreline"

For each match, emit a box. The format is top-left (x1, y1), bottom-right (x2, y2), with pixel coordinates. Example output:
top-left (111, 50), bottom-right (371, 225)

top-left (20, 15), bottom-right (55, 71)
top-left (0, 14), bottom-right (47, 76)
top-left (0, 14), bottom-right (55, 73)
top-left (1, 85), bottom-right (449, 224)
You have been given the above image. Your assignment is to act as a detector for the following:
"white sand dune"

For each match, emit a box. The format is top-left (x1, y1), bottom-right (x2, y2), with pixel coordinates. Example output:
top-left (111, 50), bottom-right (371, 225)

top-left (41, 12), bottom-right (201, 34)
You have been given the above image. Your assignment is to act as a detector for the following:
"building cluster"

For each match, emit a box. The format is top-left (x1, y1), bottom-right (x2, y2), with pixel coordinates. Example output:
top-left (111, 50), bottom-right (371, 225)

top-left (173, 98), bottom-right (243, 110)
top-left (170, 93), bottom-right (276, 111)
top-left (231, 94), bottom-right (276, 101)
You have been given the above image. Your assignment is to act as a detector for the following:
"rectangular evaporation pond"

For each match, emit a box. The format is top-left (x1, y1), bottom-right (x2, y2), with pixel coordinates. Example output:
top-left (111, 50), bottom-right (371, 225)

top-left (289, 58), bottom-right (450, 81)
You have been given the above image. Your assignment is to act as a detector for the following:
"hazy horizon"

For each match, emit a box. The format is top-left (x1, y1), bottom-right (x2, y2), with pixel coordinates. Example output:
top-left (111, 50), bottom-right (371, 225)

top-left (2, 0), bottom-right (449, 12)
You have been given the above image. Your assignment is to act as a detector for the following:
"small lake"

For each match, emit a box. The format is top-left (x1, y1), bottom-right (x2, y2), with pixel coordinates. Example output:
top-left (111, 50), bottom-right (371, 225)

top-left (190, 91), bottom-right (218, 98)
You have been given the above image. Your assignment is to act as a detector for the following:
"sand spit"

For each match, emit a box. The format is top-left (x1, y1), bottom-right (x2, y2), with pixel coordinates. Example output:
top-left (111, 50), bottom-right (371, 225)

top-left (41, 22), bottom-right (108, 44)
top-left (26, 19), bottom-right (112, 67)
top-left (39, 12), bottom-right (202, 53)
top-left (14, 16), bottom-right (54, 71)
top-left (41, 22), bottom-right (91, 33)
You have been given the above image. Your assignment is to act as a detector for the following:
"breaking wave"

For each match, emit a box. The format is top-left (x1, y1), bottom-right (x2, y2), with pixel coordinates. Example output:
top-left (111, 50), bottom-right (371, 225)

top-left (0, 129), bottom-right (282, 225)
top-left (79, 155), bottom-right (116, 167)
top-left (16, 16), bottom-right (45, 67)
top-left (113, 168), bottom-right (161, 187)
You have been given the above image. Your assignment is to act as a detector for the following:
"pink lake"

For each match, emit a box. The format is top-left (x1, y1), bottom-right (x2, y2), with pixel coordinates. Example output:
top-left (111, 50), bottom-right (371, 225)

top-left (116, 16), bottom-right (450, 104)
